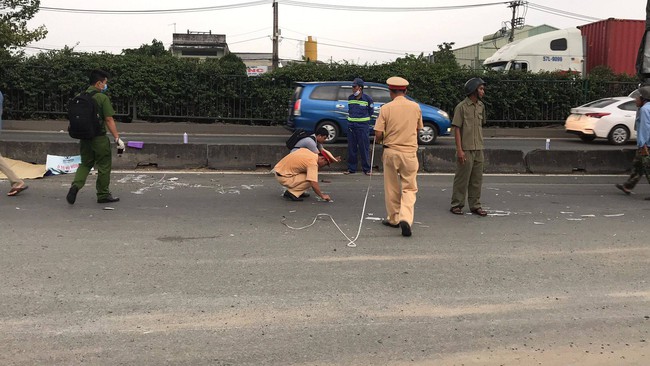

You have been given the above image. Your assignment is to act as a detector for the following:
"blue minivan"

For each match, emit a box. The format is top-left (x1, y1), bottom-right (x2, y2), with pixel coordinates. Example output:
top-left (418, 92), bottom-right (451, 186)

top-left (285, 81), bottom-right (451, 144)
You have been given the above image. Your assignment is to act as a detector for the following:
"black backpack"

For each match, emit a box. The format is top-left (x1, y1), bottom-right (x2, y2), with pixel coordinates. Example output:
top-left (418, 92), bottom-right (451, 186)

top-left (68, 90), bottom-right (102, 139)
top-left (285, 129), bottom-right (315, 150)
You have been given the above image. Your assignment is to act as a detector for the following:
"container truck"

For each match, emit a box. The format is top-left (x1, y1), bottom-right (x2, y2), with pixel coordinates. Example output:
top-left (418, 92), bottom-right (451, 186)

top-left (483, 18), bottom-right (645, 75)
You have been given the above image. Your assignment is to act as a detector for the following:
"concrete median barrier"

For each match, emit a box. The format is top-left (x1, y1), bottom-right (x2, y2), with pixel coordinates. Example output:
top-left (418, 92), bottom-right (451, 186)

top-left (525, 149), bottom-right (635, 174)
top-left (0, 141), bottom-right (78, 163)
top-left (114, 143), bottom-right (207, 169)
top-left (484, 149), bottom-right (526, 174)
top-left (208, 145), bottom-right (287, 170)
top-left (420, 148), bottom-right (525, 173)
top-left (0, 139), bottom-right (638, 175)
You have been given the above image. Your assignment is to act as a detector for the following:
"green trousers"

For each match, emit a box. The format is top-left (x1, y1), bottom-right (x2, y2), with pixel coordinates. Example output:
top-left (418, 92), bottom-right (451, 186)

top-left (72, 135), bottom-right (112, 199)
top-left (623, 150), bottom-right (650, 190)
top-left (451, 150), bottom-right (484, 210)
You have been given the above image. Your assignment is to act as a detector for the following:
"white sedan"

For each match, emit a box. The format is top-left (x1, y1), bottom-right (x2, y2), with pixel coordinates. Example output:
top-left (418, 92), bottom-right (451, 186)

top-left (565, 97), bottom-right (638, 145)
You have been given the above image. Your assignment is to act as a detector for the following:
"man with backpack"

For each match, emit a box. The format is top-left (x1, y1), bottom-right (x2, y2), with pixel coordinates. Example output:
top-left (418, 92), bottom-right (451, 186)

top-left (290, 127), bottom-right (328, 154)
top-left (66, 69), bottom-right (124, 205)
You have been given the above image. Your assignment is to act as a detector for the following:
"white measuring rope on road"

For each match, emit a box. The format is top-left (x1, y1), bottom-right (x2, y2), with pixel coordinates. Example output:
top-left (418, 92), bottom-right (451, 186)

top-left (281, 138), bottom-right (378, 248)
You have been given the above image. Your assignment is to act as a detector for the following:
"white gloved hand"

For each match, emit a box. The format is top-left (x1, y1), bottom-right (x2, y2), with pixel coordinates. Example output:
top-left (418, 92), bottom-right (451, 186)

top-left (115, 137), bottom-right (125, 150)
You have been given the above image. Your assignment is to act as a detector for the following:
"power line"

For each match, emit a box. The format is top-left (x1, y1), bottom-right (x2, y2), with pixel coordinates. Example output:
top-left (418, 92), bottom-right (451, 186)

top-left (39, 0), bottom-right (508, 14)
top-left (279, 0), bottom-right (507, 12)
top-left (282, 37), bottom-right (420, 55)
top-left (280, 27), bottom-right (415, 54)
top-left (527, 2), bottom-right (601, 22)
top-left (40, 1), bottom-right (272, 14)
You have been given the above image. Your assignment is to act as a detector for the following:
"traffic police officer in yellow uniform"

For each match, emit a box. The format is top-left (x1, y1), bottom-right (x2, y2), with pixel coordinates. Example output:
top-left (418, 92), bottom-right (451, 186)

top-left (374, 76), bottom-right (423, 237)
top-left (450, 77), bottom-right (487, 216)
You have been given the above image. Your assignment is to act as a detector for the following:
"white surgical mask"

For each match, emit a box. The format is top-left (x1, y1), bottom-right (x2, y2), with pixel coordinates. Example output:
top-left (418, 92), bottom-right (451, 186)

top-left (353, 90), bottom-right (360, 97)
top-left (102, 84), bottom-right (108, 92)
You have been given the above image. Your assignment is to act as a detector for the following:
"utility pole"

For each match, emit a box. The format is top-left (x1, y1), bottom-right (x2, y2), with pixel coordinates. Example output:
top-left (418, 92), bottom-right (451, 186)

top-left (507, 1), bottom-right (525, 43)
top-left (272, 0), bottom-right (279, 70)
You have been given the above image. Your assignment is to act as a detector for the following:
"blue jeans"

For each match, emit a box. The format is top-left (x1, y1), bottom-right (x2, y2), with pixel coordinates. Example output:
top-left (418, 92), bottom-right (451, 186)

top-left (347, 122), bottom-right (371, 173)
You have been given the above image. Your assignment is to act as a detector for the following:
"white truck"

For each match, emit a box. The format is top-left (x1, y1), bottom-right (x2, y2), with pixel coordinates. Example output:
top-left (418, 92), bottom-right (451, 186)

top-left (483, 28), bottom-right (585, 73)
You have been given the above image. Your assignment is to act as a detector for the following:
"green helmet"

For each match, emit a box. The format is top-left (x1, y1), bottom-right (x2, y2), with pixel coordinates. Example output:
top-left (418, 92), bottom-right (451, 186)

top-left (464, 77), bottom-right (486, 96)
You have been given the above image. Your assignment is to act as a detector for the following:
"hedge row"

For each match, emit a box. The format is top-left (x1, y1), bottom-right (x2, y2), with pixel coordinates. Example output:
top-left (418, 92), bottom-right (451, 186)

top-left (0, 51), bottom-right (639, 126)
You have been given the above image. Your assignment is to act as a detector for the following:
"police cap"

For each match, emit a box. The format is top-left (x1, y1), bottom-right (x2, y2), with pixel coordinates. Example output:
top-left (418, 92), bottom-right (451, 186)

top-left (387, 76), bottom-right (409, 91)
top-left (352, 78), bottom-right (364, 87)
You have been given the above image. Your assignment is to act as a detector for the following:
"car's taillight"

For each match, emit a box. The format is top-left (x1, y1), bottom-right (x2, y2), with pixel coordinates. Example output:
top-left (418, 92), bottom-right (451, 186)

top-left (585, 112), bottom-right (611, 118)
top-left (293, 99), bottom-right (301, 116)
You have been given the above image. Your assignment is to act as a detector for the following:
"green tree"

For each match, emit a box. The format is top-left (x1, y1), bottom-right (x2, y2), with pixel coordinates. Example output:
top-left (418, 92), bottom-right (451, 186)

top-left (122, 39), bottom-right (170, 57)
top-left (0, 0), bottom-right (47, 53)
top-left (431, 42), bottom-right (458, 68)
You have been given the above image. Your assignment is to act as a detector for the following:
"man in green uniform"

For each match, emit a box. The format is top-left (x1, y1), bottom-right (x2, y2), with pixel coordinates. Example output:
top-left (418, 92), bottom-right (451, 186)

top-left (450, 77), bottom-right (487, 217)
top-left (66, 69), bottom-right (124, 204)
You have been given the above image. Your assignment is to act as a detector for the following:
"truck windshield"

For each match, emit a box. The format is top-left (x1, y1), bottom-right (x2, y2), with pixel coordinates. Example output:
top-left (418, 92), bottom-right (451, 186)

top-left (485, 61), bottom-right (508, 72)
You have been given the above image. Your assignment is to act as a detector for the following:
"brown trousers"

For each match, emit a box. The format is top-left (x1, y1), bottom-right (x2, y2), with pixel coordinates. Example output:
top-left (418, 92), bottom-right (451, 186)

top-left (275, 173), bottom-right (311, 197)
top-left (0, 153), bottom-right (24, 187)
top-left (382, 149), bottom-right (419, 225)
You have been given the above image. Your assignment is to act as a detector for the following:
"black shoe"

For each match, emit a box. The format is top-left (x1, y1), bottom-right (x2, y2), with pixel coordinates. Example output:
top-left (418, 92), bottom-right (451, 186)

top-left (97, 195), bottom-right (120, 203)
top-left (381, 219), bottom-right (399, 228)
top-left (66, 185), bottom-right (79, 205)
top-left (399, 221), bottom-right (412, 237)
top-left (615, 183), bottom-right (631, 195)
top-left (299, 192), bottom-right (310, 198)
top-left (283, 191), bottom-right (303, 201)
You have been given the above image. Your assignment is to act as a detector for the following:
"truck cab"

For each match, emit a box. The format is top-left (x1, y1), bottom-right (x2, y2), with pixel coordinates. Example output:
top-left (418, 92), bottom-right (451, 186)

top-left (484, 28), bottom-right (584, 74)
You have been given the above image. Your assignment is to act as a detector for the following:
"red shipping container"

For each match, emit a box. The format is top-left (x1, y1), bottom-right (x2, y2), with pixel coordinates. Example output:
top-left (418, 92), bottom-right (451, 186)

top-left (578, 18), bottom-right (645, 75)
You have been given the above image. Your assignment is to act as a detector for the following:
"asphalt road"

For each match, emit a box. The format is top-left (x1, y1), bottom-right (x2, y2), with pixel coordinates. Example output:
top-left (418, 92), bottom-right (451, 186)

top-left (0, 173), bottom-right (648, 365)
top-left (0, 130), bottom-right (637, 153)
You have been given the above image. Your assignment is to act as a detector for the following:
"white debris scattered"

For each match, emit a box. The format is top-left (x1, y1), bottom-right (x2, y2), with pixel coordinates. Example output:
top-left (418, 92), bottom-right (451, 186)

top-left (603, 213), bottom-right (625, 217)
top-left (365, 217), bottom-right (382, 221)
top-left (168, 177), bottom-right (179, 181)
top-left (560, 211), bottom-right (574, 214)
top-left (533, 222), bottom-right (545, 225)
top-left (566, 218), bottom-right (583, 221)
top-left (581, 214), bottom-right (596, 217)
top-left (289, 210), bottom-right (296, 213)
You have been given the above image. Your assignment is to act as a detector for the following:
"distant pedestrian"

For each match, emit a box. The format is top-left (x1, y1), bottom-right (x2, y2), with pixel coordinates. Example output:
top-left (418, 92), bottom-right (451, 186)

top-left (273, 148), bottom-right (331, 202)
top-left (345, 78), bottom-right (374, 175)
top-left (374, 76), bottom-right (423, 237)
top-left (0, 90), bottom-right (29, 196)
top-left (616, 86), bottom-right (650, 198)
top-left (450, 77), bottom-right (487, 217)
top-left (66, 69), bottom-right (124, 205)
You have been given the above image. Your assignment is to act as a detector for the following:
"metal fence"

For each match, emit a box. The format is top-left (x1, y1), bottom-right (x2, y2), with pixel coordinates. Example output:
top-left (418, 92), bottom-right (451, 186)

top-left (1, 77), bottom-right (638, 127)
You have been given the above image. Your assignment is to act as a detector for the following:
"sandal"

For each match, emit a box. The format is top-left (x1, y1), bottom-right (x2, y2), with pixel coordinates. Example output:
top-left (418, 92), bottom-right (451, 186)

top-left (7, 184), bottom-right (29, 196)
top-left (470, 207), bottom-right (488, 217)
top-left (449, 206), bottom-right (463, 215)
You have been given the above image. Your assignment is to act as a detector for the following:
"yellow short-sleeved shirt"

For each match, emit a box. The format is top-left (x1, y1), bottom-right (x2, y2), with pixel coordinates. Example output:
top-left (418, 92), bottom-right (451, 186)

top-left (374, 95), bottom-right (423, 154)
top-left (273, 148), bottom-right (319, 182)
top-left (452, 97), bottom-right (485, 151)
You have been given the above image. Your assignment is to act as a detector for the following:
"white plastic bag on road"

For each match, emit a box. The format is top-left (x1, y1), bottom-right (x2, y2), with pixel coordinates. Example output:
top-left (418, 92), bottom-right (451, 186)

top-left (46, 155), bottom-right (81, 175)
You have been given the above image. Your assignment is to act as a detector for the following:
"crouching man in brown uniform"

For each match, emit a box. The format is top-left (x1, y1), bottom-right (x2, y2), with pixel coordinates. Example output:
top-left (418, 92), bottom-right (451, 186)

top-left (374, 76), bottom-right (423, 237)
top-left (273, 148), bottom-right (331, 202)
